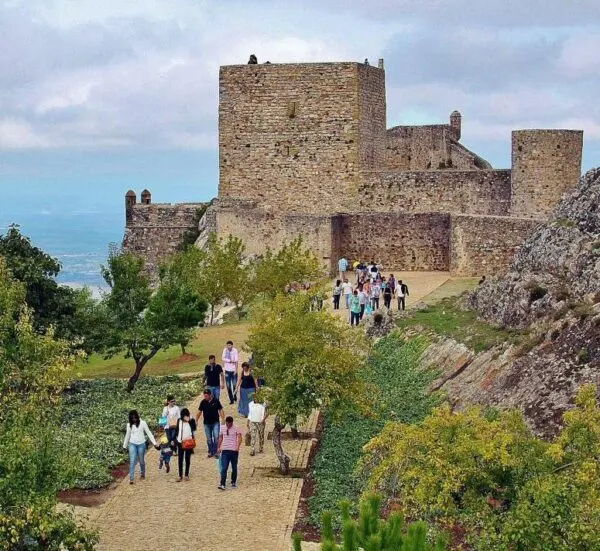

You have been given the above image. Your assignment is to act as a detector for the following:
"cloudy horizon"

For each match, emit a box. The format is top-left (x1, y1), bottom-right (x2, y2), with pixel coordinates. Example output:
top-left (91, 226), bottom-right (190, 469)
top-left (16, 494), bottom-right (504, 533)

top-left (1, 0), bottom-right (599, 213)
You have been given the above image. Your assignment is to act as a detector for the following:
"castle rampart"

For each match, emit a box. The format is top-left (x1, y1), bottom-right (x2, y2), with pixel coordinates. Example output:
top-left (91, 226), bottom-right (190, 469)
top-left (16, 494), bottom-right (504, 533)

top-left (511, 130), bottom-right (583, 218)
top-left (358, 169), bottom-right (512, 216)
top-left (122, 59), bottom-right (585, 280)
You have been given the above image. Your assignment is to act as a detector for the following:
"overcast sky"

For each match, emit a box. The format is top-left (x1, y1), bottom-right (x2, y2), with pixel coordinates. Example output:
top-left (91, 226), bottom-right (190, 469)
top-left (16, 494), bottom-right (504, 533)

top-left (1, 0), bottom-right (599, 215)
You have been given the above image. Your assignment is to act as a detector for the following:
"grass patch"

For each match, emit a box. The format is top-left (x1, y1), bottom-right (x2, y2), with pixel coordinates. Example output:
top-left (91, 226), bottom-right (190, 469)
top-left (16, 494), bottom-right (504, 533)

top-left (308, 335), bottom-right (442, 528)
top-left (396, 296), bottom-right (526, 353)
top-left (59, 376), bottom-right (203, 489)
top-left (75, 322), bottom-right (250, 379)
top-left (421, 277), bottom-right (479, 305)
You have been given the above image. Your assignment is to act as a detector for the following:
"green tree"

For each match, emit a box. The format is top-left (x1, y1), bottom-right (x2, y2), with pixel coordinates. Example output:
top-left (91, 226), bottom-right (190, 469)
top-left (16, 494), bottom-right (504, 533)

top-left (246, 291), bottom-right (370, 474)
top-left (0, 260), bottom-right (97, 549)
top-left (253, 236), bottom-right (324, 299)
top-left (98, 247), bottom-right (205, 391)
top-left (0, 224), bottom-right (93, 345)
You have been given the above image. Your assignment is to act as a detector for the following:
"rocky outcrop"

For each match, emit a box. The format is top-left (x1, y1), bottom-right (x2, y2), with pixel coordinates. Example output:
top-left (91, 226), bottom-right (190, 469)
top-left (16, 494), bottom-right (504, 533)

top-left (466, 167), bottom-right (600, 328)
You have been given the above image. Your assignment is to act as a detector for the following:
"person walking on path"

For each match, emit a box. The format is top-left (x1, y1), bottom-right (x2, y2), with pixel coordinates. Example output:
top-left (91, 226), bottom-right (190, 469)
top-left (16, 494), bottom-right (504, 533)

top-left (358, 285), bottom-right (368, 320)
top-left (204, 355), bottom-right (225, 401)
top-left (247, 393), bottom-right (268, 456)
top-left (342, 278), bottom-right (353, 309)
top-left (222, 340), bottom-right (239, 404)
top-left (236, 362), bottom-right (258, 418)
top-left (123, 410), bottom-right (159, 485)
top-left (338, 256), bottom-right (348, 281)
top-left (397, 280), bottom-right (410, 310)
top-left (370, 280), bottom-right (381, 310)
top-left (389, 274), bottom-right (397, 297)
top-left (350, 290), bottom-right (361, 326)
top-left (161, 395), bottom-right (180, 453)
top-left (217, 416), bottom-right (243, 490)
top-left (332, 279), bottom-right (342, 310)
top-left (196, 389), bottom-right (225, 458)
top-left (383, 279), bottom-right (393, 309)
top-left (175, 408), bottom-right (197, 482)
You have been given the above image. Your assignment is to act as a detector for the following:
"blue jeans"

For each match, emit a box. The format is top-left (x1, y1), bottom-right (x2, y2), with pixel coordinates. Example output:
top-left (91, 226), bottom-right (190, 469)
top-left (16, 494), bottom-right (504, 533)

top-left (208, 385), bottom-right (221, 401)
top-left (225, 371), bottom-right (237, 403)
top-left (345, 294), bottom-right (351, 309)
top-left (128, 443), bottom-right (146, 481)
top-left (204, 422), bottom-right (220, 456)
top-left (220, 450), bottom-right (239, 486)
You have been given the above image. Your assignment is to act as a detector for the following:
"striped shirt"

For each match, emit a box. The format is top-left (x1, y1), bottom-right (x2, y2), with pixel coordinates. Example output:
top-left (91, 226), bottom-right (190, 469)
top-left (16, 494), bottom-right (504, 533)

top-left (220, 423), bottom-right (242, 451)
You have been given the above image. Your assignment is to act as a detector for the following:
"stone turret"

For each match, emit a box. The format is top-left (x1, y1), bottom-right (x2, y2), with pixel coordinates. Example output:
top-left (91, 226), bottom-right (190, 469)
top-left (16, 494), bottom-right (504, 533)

top-left (125, 190), bottom-right (136, 227)
top-left (450, 110), bottom-right (462, 140)
top-left (141, 189), bottom-right (152, 205)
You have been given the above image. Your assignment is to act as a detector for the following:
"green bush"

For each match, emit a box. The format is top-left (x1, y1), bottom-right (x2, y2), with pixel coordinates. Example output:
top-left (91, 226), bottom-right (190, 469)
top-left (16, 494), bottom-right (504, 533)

top-left (360, 384), bottom-right (600, 550)
top-left (308, 335), bottom-right (441, 527)
top-left (59, 376), bottom-right (203, 489)
top-left (294, 494), bottom-right (447, 550)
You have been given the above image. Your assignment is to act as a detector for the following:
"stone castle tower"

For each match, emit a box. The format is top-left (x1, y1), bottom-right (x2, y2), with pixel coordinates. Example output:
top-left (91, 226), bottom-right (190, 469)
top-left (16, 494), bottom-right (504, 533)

top-left (123, 60), bottom-right (584, 277)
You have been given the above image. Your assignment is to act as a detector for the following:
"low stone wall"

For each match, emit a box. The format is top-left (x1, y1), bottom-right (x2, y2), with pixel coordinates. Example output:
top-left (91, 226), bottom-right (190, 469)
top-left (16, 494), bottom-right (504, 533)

top-left (450, 214), bottom-right (542, 276)
top-left (210, 200), bottom-right (337, 273)
top-left (337, 212), bottom-right (451, 271)
top-left (359, 169), bottom-right (512, 216)
top-left (122, 203), bottom-right (205, 276)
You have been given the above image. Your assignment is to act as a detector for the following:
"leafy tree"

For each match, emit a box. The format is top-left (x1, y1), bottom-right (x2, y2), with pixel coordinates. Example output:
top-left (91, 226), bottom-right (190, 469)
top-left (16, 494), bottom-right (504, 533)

top-left (98, 247), bottom-right (205, 391)
top-left (253, 236), bottom-right (324, 299)
top-left (0, 260), bottom-right (97, 549)
top-left (292, 494), bottom-right (447, 551)
top-left (0, 224), bottom-right (99, 351)
top-left (359, 385), bottom-right (600, 550)
top-left (246, 291), bottom-right (370, 474)
top-left (155, 264), bottom-right (208, 354)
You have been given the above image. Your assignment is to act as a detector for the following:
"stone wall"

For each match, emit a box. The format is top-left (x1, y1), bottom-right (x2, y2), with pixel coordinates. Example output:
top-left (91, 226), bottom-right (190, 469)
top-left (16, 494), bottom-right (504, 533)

top-left (122, 203), bottom-right (205, 275)
top-left (219, 62), bottom-right (386, 215)
top-left (511, 130), bottom-right (583, 218)
top-left (450, 214), bottom-right (542, 276)
top-left (208, 199), bottom-right (337, 272)
top-left (359, 169), bottom-right (512, 216)
top-left (337, 212), bottom-right (451, 271)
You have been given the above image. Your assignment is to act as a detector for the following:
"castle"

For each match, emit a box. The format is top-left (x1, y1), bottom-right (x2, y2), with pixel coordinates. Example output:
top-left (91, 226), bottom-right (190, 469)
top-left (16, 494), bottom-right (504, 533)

top-left (123, 60), bottom-right (584, 277)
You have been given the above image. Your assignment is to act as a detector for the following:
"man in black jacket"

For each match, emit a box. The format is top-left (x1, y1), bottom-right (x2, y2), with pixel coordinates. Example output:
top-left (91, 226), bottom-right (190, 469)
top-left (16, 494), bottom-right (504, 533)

top-left (397, 280), bottom-right (410, 310)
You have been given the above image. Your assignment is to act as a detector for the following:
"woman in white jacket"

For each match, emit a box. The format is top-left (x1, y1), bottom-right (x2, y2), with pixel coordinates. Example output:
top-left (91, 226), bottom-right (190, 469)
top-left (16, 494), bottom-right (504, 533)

top-left (123, 410), bottom-right (159, 484)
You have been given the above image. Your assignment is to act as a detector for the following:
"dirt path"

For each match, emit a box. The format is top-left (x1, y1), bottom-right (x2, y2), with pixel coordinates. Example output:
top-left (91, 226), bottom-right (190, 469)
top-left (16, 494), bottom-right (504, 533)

top-left (82, 394), bottom-right (318, 551)
top-left (77, 272), bottom-right (458, 551)
top-left (328, 271), bottom-right (451, 319)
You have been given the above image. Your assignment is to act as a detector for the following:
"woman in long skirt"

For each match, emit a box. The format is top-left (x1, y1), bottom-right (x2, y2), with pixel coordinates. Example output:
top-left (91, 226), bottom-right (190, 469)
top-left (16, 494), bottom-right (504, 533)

top-left (236, 362), bottom-right (257, 417)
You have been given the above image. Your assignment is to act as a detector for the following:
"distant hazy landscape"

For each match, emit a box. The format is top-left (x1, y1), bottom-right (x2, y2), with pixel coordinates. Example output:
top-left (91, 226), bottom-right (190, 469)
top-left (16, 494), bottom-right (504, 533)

top-left (0, 210), bottom-right (122, 291)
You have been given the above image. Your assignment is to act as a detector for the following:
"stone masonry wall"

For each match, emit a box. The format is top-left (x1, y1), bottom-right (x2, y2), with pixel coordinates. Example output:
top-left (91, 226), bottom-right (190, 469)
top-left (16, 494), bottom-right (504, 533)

top-left (450, 214), bottom-right (542, 276)
top-left (511, 130), bottom-right (583, 219)
top-left (338, 213), bottom-right (451, 271)
top-left (219, 62), bottom-right (385, 215)
top-left (359, 169), bottom-right (512, 216)
top-left (358, 63), bottom-right (387, 170)
top-left (210, 200), bottom-right (337, 272)
top-left (123, 203), bottom-right (205, 276)
top-left (386, 125), bottom-right (455, 171)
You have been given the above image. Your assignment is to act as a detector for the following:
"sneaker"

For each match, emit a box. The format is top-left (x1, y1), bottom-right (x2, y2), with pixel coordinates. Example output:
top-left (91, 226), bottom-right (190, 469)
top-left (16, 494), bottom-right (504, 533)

top-left (249, 450), bottom-right (255, 456)
top-left (165, 463), bottom-right (170, 473)
top-left (184, 476), bottom-right (190, 482)
top-left (140, 475), bottom-right (145, 480)
top-left (218, 484), bottom-right (226, 491)
top-left (129, 480), bottom-right (134, 485)
top-left (176, 477), bottom-right (183, 482)
top-left (231, 483), bottom-right (237, 488)
top-left (207, 454), bottom-right (213, 458)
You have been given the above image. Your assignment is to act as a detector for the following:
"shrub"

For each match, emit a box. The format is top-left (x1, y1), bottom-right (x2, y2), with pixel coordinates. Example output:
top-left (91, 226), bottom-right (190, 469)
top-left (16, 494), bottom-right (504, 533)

top-left (294, 494), bottom-right (447, 550)
top-left (359, 385), bottom-right (600, 550)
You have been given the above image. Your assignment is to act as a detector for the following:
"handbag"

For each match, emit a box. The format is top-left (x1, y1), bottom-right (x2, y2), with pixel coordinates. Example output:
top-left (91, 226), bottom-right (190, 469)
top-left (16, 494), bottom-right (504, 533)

top-left (159, 415), bottom-right (168, 428)
top-left (182, 437), bottom-right (196, 450)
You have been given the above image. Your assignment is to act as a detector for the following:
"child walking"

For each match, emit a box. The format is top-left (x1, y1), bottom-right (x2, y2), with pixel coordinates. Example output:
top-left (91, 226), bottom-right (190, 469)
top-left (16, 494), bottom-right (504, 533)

top-left (158, 434), bottom-right (173, 473)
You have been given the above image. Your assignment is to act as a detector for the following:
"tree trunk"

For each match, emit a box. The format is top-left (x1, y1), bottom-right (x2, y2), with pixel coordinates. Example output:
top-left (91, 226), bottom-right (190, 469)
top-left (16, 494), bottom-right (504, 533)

top-left (126, 359), bottom-right (145, 392)
top-left (273, 415), bottom-right (291, 475)
top-left (180, 342), bottom-right (187, 355)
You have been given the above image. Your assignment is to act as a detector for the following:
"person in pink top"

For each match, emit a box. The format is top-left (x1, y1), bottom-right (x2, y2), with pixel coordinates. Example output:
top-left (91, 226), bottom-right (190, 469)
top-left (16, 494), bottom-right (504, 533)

top-left (222, 340), bottom-right (239, 404)
top-left (217, 416), bottom-right (243, 490)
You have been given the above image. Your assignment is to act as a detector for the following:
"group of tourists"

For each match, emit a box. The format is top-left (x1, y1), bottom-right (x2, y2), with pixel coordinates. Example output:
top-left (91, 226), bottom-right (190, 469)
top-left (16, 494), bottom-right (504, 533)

top-left (122, 340), bottom-right (268, 491)
top-left (334, 257), bottom-right (410, 325)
